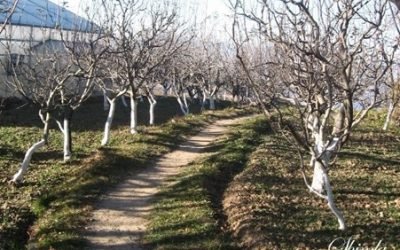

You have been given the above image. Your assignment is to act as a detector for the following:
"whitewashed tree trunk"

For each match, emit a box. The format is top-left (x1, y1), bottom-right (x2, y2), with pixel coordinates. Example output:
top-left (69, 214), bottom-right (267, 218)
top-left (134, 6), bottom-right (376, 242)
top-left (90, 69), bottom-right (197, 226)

top-left (147, 94), bottom-right (157, 125)
top-left (311, 157), bottom-right (325, 194)
top-left (63, 117), bottom-right (72, 162)
top-left (383, 102), bottom-right (395, 131)
top-left (209, 95), bottom-right (216, 110)
top-left (309, 134), bottom-right (346, 230)
top-left (183, 92), bottom-right (189, 114)
top-left (310, 154), bottom-right (346, 230)
top-left (176, 96), bottom-right (188, 115)
top-left (324, 171), bottom-right (346, 230)
top-left (103, 92), bottom-right (110, 111)
top-left (12, 112), bottom-right (50, 183)
top-left (130, 95), bottom-right (138, 134)
top-left (12, 140), bottom-right (47, 183)
top-left (149, 101), bottom-right (156, 125)
top-left (201, 91), bottom-right (207, 111)
top-left (101, 99), bottom-right (116, 146)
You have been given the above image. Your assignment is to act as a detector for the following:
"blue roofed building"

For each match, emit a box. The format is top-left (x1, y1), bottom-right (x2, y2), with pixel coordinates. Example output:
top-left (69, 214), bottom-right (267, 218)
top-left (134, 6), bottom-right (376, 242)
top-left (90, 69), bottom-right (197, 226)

top-left (0, 0), bottom-right (95, 31)
top-left (0, 0), bottom-right (98, 97)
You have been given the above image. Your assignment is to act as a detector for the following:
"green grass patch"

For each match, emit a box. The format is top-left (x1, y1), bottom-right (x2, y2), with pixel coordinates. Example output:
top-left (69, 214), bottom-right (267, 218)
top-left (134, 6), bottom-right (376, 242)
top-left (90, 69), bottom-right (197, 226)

top-left (0, 96), bottom-right (246, 249)
top-left (144, 116), bottom-right (269, 249)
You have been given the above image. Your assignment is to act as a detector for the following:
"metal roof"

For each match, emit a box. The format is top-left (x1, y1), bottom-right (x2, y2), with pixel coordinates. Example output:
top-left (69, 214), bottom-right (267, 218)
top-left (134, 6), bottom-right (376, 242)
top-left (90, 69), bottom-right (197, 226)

top-left (0, 0), bottom-right (97, 32)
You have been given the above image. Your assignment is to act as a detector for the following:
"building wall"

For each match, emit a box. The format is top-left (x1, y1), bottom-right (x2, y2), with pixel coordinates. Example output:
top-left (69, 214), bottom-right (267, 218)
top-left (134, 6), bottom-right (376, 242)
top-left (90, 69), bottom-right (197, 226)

top-left (0, 25), bottom-right (88, 98)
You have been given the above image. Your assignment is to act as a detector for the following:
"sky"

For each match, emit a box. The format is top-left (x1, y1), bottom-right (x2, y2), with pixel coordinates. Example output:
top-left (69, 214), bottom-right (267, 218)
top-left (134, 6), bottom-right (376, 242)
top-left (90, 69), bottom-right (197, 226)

top-left (56, 0), bottom-right (231, 18)
top-left (55, 0), bottom-right (232, 39)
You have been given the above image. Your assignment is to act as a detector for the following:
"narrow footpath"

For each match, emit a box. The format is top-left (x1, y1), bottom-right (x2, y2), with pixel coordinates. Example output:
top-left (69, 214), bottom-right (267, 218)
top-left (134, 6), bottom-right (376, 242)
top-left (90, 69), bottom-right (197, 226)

top-left (84, 116), bottom-right (251, 249)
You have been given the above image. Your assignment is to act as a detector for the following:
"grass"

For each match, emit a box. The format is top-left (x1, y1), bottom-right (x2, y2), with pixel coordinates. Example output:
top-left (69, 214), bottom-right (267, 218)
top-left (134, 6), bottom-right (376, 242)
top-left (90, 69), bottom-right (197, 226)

top-left (145, 111), bottom-right (399, 250)
top-left (0, 96), bottom-right (243, 249)
top-left (222, 113), bottom-right (400, 249)
top-left (3, 99), bottom-right (397, 250)
top-left (144, 116), bottom-right (269, 249)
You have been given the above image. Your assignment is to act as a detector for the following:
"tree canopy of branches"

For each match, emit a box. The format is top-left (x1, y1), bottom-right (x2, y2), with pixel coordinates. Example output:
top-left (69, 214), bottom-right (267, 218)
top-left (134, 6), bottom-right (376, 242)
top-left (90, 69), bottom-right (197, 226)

top-left (96, 0), bottom-right (192, 145)
top-left (5, 26), bottom-right (108, 182)
top-left (232, 0), bottom-right (398, 230)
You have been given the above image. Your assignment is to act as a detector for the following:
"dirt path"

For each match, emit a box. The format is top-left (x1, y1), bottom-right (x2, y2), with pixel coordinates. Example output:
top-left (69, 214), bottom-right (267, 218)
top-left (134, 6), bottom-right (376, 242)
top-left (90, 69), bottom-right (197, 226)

top-left (84, 116), bottom-right (251, 250)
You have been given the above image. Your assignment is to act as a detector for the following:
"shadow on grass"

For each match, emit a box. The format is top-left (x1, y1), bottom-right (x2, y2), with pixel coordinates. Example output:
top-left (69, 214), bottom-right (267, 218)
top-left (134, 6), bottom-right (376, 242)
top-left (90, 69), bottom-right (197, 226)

top-left (0, 146), bottom-right (24, 159)
top-left (28, 147), bottom-right (150, 249)
top-left (222, 129), bottom-right (400, 249)
top-left (145, 116), bottom-right (270, 249)
top-left (0, 96), bottom-right (232, 131)
top-left (340, 151), bottom-right (400, 167)
top-left (23, 108), bottom-right (243, 249)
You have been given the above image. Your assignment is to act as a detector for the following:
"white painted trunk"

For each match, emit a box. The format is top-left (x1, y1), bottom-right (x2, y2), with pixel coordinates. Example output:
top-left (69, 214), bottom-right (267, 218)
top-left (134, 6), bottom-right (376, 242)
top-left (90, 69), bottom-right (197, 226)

top-left (63, 117), bottom-right (72, 162)
top-left (311, 159), bottom-right (325, 194)
top-left (103, 92), bottom-right (110, 111)
top-left (101, 99), bottom-right (116, 146)
top-left (149, 100), bottom-right (156, 125)
top-left (130, 96), bottom-right (138, 134)
top-left (177, 96), bottom-right (189, 115)
top-left (209, 95), bottom-right (216, 110)
top-left (12, 112), bottom-right (50, 182)
top-left (12, 139), bottom-right (46, 183)
top-left (310, 142), bottom-right (346, 230)
top-left (383, 102), bottom-right (394, 131)
top-left (183, 93), bottom-right (189, 114)
top-left (324, 172), bottom-right (346, 230)
top-left (201, 92), bottom-right (207, 111)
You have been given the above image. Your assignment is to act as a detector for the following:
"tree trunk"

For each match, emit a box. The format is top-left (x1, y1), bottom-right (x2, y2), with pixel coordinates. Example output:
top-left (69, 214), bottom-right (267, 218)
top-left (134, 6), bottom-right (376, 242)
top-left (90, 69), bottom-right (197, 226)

top-left (101, 99), bottom-right (116, 146)
top-left (310, 139), bottom-right (346, 230)
top-left (176, 95), bottom-right (189, 115)
top-left (12, 140), bottom-right (47, 183)
top-left (12, 112), bottom-right (50, 183)
top-left (324, 171), bottom-right (346, 230)
top-left (103, 92), bottom-right (109, 111)
top-left (209, 95), bottom-right (216, 110)
top-left (63, 114), bottom-right (72, 162)
top-left (147, 95), bottom-right (157, 125)
top-left (201, 91), bottom-right (207, 111)
top-left (383, 102), bottom-right (395, 131)
top-left (311, 158), bottom-right (325, 194)
top-left (130, 94), bottom-right (138, 134)
top-left (183, 92), bottom-right (189, 114)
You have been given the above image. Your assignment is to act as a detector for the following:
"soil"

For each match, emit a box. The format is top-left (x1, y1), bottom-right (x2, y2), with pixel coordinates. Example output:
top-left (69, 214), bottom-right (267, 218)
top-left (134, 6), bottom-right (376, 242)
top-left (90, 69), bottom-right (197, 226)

top-left (83, 116), bottom-right (251, 250)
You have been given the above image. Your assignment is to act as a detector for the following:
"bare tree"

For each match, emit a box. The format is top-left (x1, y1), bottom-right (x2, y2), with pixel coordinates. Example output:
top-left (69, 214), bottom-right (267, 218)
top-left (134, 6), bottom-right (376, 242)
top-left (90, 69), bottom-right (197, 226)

top-left (98, 0), bottom-right (191, 139)
top-left (97, 54), bottom-right (129, 146)
top-left (95, 0), bottom-right (192, 146)
top-left (192, 41), bottom-right (227, 110)
top-left (165, 53), bottom-right (194, 116)
top-left (5, 24), bottom-right (107, 182)
top-left (232, 0), bottom-right (397, 230)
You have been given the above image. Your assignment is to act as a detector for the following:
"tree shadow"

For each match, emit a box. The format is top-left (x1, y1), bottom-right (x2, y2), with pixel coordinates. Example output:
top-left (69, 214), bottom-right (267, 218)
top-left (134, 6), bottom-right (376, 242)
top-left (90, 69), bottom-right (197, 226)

top-left (339, 151), bottom-right (400, 167)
